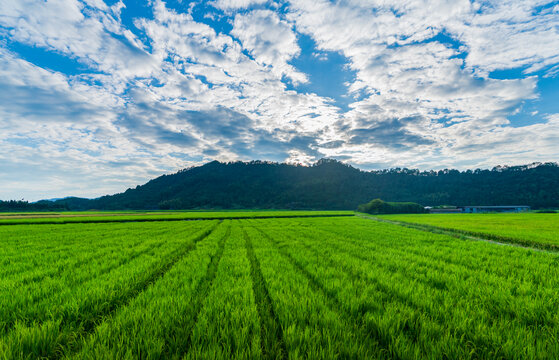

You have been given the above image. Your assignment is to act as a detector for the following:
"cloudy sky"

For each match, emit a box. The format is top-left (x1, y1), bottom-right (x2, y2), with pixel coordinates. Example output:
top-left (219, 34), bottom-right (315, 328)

top-left (1, 0), bottom-right (558, 200)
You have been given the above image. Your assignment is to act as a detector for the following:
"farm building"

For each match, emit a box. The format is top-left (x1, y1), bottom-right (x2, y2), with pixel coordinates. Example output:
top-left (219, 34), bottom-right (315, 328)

top-left (459, 206), bottom-right (530, 213)
top-left (425, 207), bottom-right (463, 213)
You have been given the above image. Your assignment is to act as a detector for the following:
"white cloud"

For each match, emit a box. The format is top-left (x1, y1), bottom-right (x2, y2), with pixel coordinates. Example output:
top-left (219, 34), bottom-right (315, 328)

top-left (0, 48), bottom-right (120, 125)
top-left (0, 0), bottom-right (342, 199)
top-left (231, 10), bottom-right (307, 84)
top-left (0, 49), bottom-right (165, 200)
top-left (451, 1), bottom-right (559, 75)
top-left (286, 0), bottom-right (556, 169)
top-left (0, 0), bottom-right (558, 199)
top-left (136, 1), bottom-right (339, 134)
top-left (0, 0), bottom-right (158, 82)
top-left (210, 0), bottom-right (268, 11)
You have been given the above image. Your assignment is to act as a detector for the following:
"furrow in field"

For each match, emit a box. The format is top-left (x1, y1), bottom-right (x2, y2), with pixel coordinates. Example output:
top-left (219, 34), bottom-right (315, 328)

top-left (0, 223), bottom-right (210, 335)
top-left (3, 232), bottom-right (161, 288)
top-left (242, 223), bottom-right (381, 359)
top-left (246, 223), bottom-right (389, 359)
top-left (290, 219), bottom-right (487, 273)
top-left (174, 223), bottom-right (230, 358)
top-left (65, 222), bottom-right (221, 349)
top-left (279, 222), bottom-right (513, 296)
top-left (0, 223), bottom-right (154, 258)
top-left (184, 223), bottom-right (262, 359)
top-left (0, 239), bottom-right (165, 333)
top-left (262, 225), bottom-right (509, 356)
top-left (279, 217), bottom-right (547, 284)
top-left (0, 221), bottom-right (220, 360)
top-left (242, 226), bottom-right (288, 360)
top-left (270, 227), bottom-right (419, 309)
top-left (361, 214), bottom-right (557, 251)
top-left (379, 213), bottom-right (559, 248)
top-left (259, 223), bottom-right (482, 358)
top-left (68, 221), bottom-right (231, 360)
top-left (255, 218), bottom-right (559, 359)
top-left (0, 224), bottom-right (177, 281)
top-left (250, 225), bottom-right (405, 359)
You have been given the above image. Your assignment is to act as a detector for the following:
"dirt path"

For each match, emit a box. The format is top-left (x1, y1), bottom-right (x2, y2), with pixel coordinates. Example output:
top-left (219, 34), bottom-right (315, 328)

top-left (357, 214), bottom-right (552, 253)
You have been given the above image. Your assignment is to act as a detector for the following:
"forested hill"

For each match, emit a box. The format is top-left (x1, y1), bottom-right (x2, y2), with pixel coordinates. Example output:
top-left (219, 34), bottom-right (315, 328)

top-left (49, 159), bottom-right (559, 210)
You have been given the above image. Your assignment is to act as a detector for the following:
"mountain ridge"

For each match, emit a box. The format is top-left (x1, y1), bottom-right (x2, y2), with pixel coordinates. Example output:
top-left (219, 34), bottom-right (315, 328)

top-left (47, 159), bottom-right (559, 210)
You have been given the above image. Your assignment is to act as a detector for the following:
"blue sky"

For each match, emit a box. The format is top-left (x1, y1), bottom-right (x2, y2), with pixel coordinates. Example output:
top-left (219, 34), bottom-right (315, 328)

top-left (1, 0), bottom-right (558, 200)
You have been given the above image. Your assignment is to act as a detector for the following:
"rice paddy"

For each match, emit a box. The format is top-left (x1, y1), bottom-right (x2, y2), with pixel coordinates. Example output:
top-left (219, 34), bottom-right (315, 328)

top-left (1, 212), bottom-right (558, 359)
top-left (379, 213), bottom-right (559, 249)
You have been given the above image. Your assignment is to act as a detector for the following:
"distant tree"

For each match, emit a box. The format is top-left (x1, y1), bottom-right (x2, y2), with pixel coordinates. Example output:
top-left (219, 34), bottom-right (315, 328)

top-left (0, 200), bottom-right (67, 212)
top-left (358, 199), bottom-right (426, 214)
top-left (42, 159), bottom-right (559, 211)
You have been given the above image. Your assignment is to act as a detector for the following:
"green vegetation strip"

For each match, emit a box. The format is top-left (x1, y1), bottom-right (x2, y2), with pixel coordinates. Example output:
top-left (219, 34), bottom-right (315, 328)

top-left (178, 223), bottom-right (230, 357)
top-left (0, 222), bottom-right (210, 334)
top-left (185, 224), bottom-right (262, 359)
top-left (242, 227), bottom-right (288, 360)
top-left (246, 217), bottom-right (559, 359)
top-left (249, 224), bottom-right (391, 358)
top-left (0, 211), bottom-right (354, 225)
top-left (70, 222), bottom-right (230, 359)
top-left (0, 221), bottom-right (219, 359)
top-left (0, 225), bottom-right (174, 286)
top-left (375, 213), bottom-right (559, 251)
top-left (4, 216), bottom-right (559, 359)
top-left (243, 223), bottom-right (378, 358)
top-left (359, 214), bottom-right (550, 252)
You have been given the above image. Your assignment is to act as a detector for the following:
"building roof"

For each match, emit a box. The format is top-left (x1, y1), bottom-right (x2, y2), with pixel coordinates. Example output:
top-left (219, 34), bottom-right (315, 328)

top-left (459, 205), bottom-right (530, 208)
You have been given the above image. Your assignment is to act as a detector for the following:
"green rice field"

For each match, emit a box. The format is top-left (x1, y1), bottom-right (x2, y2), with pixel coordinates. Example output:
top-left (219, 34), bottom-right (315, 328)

top-left (0, 210), bottom-right (352, 225)
top-left (1, 212), bottom-right (559, 359)
top-left (379, 213), bottom-right (559, 250)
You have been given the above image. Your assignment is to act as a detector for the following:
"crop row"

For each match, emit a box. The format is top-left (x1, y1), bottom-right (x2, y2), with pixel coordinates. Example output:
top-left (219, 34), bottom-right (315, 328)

top-left (378, 213), bottom-right (559, 249)
top-left (0, 221), bottom-right (218, 358)
top-left (241, 217), bottom-right (559, 359)
top-left (0, 211), bottom-right (353, 225)
top-left (2, 216), bottom-right (559, 359)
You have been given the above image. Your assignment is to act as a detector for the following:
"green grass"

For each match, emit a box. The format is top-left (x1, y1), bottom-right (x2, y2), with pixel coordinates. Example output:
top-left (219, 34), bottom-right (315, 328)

top-left (378, 213), bottom-right (559, 249)
top-left (0, 210), bottom-right (353, 225)
top-left (2, 214), bottom-right (559, 359)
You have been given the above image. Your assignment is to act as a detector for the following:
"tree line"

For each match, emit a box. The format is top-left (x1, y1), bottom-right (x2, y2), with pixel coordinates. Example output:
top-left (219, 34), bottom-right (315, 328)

top-left (32, 159), bottom-right (559, 211)
top-left (0, 200), bottom-right (67, 212)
